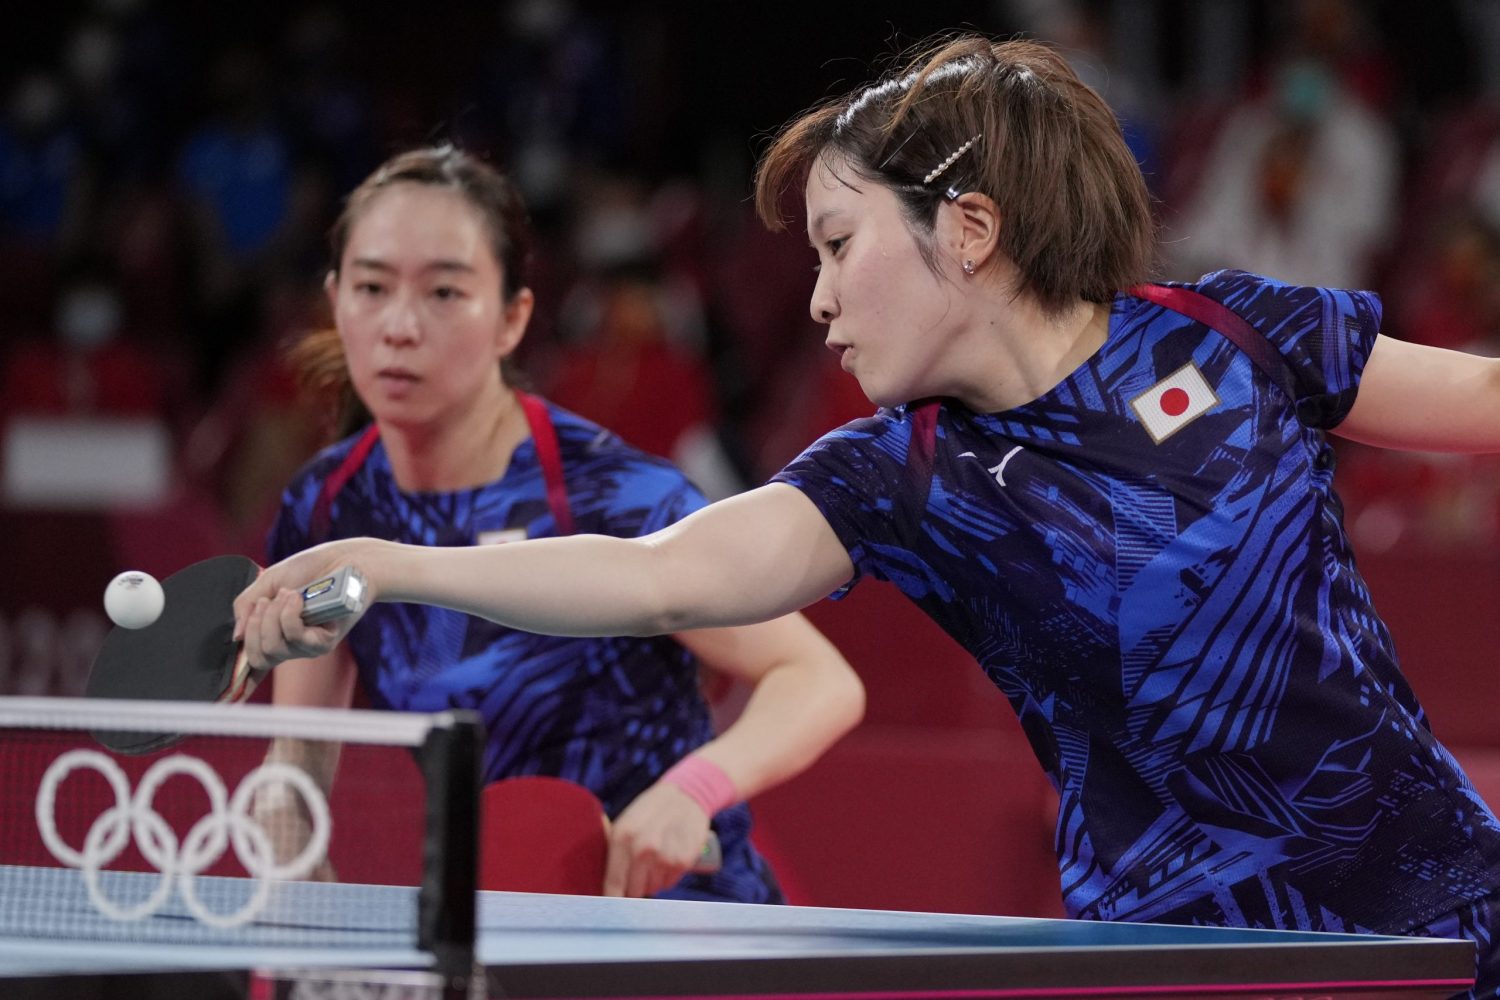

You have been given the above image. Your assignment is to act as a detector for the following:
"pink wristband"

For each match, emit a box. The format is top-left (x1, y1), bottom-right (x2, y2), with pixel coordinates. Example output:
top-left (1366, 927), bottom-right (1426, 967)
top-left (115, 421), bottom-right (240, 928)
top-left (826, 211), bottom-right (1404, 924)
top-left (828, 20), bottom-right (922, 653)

top-left (660, 755), bottom-right (738, 817)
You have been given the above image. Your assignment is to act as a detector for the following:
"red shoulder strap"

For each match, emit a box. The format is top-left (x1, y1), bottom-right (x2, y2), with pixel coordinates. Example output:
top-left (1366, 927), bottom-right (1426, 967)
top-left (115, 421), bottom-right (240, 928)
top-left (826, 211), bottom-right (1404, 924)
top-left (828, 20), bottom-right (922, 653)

top-left (310, 423), bottom-right (381, 543)
top-left (900, 398), bottom-right (942, 499)
top-left (516, 390), bottom-right (575, 536)
top-left (1127, 283), bottom-right (1297, 402)
top-left (309, 392), bottom-right (576, 544)
top-left (908, 400), bottom-right (940, 483)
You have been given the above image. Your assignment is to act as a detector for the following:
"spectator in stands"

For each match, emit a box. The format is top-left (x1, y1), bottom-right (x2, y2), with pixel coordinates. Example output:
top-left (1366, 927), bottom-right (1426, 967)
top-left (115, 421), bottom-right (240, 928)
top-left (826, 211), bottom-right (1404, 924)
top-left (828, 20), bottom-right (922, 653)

top-left (544, 173), bottom-right (736, 494)
top-left (0, 261), bottom-right (176, 425)
top-left (1168, 0), bottom-right (1399, 289)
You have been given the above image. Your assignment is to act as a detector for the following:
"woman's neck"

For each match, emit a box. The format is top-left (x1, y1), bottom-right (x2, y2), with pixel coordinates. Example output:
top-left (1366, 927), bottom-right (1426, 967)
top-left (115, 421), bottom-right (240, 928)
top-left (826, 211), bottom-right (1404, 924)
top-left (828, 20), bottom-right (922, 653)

top-left (947, 290), bottom-right (1113, 413)
top-left (378, 384), bottom-right (529, 493)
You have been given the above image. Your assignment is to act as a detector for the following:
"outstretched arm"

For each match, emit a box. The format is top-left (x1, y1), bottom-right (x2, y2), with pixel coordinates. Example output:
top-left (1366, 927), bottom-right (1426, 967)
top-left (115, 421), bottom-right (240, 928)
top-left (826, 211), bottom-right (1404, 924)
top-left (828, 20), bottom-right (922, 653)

top-left (1337, 334), bottom-right (1500, 452)
top-left (234, 483), bottom-right (854, 669)
top-left (234, 483), bottom-right (862, 898)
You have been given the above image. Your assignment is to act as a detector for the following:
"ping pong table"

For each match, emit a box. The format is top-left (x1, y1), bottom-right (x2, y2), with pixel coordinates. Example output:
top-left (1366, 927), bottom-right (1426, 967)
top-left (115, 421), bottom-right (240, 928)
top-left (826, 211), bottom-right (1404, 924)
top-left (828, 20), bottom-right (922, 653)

top-left (0, 863), bottom-right (1477, 999)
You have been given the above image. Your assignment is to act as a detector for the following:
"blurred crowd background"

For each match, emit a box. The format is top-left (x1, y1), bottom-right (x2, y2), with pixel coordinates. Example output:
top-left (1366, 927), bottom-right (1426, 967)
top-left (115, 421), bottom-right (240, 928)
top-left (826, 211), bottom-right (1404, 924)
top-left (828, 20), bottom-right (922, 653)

top-left (6, 0), bottom-right (1500, 553)
top-left (4, 0), bottom-right (1500, 915)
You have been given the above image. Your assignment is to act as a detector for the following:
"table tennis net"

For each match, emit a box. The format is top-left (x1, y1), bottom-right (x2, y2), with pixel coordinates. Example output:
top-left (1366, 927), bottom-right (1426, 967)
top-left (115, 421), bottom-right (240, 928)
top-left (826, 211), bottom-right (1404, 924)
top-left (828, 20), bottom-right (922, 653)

top-left (0, 697), bottom-right (480, 966)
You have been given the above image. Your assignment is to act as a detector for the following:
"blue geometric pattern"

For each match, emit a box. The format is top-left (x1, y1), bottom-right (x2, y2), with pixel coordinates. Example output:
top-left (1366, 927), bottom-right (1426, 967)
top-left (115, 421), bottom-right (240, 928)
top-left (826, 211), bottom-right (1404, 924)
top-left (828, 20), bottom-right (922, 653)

top-left (269, 401), bottom-right (777, 902)
top-left (774, 270), bottom-right (1500, 933)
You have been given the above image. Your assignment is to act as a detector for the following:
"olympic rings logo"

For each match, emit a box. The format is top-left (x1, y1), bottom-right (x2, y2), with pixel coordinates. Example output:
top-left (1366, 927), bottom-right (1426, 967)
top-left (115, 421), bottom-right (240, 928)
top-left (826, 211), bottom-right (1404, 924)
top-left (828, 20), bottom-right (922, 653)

top-left (35, 749), bottom-right (332, 928)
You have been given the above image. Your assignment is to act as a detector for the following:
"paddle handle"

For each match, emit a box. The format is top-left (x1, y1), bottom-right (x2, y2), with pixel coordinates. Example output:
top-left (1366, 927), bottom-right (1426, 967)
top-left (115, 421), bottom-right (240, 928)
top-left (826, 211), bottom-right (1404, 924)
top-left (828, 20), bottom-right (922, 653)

top-left (299, 567), bottom-right (368, 626)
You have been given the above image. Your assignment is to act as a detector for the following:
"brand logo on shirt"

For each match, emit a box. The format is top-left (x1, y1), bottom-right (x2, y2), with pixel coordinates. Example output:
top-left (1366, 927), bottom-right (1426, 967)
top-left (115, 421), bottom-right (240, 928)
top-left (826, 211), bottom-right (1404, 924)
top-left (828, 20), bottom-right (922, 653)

top-left (1130, 363), bottom-right (1219, 443)
top-left (959, 446), bottom-right (1023, 486)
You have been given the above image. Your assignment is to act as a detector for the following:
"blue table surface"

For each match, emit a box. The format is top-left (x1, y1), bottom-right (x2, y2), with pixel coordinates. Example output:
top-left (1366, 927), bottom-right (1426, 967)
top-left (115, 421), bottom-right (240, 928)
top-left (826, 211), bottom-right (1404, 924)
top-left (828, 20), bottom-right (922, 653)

top-left (0, 863), bottom-right (1463, 981)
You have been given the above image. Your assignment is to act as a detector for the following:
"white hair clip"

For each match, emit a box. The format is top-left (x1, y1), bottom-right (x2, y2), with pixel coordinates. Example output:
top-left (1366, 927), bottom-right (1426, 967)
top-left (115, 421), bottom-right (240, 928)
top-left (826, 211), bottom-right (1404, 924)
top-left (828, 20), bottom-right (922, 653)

top-left (924, 133), bottom-right (982, 185)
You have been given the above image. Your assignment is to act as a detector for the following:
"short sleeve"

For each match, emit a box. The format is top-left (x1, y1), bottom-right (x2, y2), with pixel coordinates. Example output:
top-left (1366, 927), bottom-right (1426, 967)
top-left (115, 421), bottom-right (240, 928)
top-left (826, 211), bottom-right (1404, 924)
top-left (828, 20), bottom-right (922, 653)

top-left (1198, 269), bottom-right (1383, 429)
top-left (770, 412), bottom-right (920, 598)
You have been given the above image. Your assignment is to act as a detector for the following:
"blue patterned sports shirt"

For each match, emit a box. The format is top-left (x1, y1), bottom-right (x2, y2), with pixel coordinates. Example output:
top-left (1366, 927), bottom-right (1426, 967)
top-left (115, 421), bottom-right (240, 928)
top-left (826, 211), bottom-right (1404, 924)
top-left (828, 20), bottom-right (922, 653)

top-left (269, 399), bottom-right (779, 903)
top-left (773, 270), bottom-right (1500, 933)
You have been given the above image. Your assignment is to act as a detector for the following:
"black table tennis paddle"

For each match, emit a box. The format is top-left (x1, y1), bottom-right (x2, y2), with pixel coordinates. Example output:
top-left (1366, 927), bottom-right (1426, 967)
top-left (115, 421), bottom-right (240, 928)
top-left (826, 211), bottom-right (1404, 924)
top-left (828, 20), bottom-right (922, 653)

top-left (86, 554), bottom-right (366, 754)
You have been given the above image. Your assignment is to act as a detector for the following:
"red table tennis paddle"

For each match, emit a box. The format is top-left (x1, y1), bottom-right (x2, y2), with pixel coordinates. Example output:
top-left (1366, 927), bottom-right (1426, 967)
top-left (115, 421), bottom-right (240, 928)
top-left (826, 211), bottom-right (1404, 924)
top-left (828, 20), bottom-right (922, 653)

top-left (85, 554), bottom-right (366, 755)
top-left (478, 776), bottom-right (723, 896)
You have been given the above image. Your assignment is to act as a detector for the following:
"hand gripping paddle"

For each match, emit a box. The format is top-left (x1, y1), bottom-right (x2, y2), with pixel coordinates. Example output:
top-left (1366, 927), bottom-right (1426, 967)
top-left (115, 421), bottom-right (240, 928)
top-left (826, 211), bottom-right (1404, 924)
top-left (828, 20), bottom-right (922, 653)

top-left (478, 776), bottom-right (722, 895)
top-left (86, 555), bottom-right (366, 754)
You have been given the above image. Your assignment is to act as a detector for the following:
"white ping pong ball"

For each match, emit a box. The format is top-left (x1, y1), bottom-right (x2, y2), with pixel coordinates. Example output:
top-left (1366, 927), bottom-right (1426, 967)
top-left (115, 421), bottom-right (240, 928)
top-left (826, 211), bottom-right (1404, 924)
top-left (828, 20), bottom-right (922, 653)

top-left (104, 571), bottom-right (165, 629)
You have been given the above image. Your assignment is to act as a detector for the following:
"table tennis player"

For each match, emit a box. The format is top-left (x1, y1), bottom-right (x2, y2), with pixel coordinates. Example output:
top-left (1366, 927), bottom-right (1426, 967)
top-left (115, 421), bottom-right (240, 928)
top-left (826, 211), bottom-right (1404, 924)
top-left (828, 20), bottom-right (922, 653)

top-left (251, 145), bottom-right (863, 903)
top-left (238, 34), bottom-right (1500, 998)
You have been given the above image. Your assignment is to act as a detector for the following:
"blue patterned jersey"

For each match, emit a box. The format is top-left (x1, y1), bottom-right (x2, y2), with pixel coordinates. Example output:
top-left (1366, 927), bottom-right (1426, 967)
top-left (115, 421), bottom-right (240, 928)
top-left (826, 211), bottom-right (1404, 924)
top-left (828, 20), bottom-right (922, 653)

top-left (773, 270), bottom-right (1500, 933)
top-left (269, 400), bottom-right (778, 903)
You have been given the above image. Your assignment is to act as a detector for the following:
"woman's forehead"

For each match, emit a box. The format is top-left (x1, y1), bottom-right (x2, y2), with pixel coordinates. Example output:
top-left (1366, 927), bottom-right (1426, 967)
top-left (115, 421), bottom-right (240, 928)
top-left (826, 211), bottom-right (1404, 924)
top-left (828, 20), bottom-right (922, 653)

top-left (346, 185), bottom-right (495, 266)
top-left (804, 155), bottom-right (915, 240)
top-left (807, 152), bottom-right (862, 195)
top-left (354, 184), bottom-right (477, 234)
top-left (805, 157), bottom-right (867, 219)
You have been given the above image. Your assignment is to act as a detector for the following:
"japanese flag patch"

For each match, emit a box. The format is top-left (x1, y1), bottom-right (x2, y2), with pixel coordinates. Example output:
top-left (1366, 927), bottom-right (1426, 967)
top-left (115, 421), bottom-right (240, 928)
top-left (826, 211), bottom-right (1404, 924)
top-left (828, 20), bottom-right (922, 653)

top-left (1130, 362), bottom-right (1219, 443)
